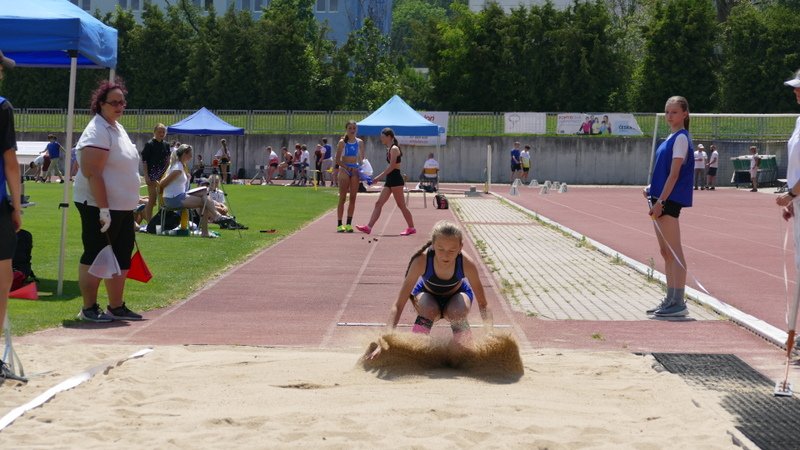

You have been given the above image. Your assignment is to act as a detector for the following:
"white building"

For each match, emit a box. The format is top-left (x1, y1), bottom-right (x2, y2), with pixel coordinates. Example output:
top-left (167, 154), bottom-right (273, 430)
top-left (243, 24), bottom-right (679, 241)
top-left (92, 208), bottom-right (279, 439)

top-left (468, 0), bottom-right (572, 12)
top-left (69, 0), bottom-right (391, 45)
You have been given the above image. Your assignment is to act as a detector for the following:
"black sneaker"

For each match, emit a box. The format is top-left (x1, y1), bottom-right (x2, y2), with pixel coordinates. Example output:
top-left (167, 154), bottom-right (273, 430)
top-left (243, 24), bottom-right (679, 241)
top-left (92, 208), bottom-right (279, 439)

top-left (107, 302), bottom-right (143, 321)
top-left (654, 300), bottom-right (689, 317)
top-left (78, 303), bottom-right (113, 322)
top-left (0, 359), bottom-right (27, 382)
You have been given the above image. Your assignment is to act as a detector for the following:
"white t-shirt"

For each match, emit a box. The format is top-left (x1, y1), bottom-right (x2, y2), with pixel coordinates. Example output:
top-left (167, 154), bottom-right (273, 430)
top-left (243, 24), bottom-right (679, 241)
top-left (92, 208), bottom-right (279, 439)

top-left (708, 150), bottom-right (719, 168)
top-left (33, 154), bottom-right (45, 166)
top-left (209, 189), bottom-right (226, 205)
top-left (750, 154), bottom-right (759, 171)
top-left (301, 150), bottom-right (310, 164)
top-left (671, 133), bottom-right (689, 160)
top-left (163, 161), bottom-right (189, 199)
top-left (693, 150), bottom-right (706, 169)
top-left (520, 150), bottom-right (531, 168)
top-left (423, 158), bottom-right (439, 178)
top-left (268, 150), bottom-right (279, 164)
top-left (788, 116), bottom-right (800, 187)
top-left (73, 114), bottom-right (141, 210)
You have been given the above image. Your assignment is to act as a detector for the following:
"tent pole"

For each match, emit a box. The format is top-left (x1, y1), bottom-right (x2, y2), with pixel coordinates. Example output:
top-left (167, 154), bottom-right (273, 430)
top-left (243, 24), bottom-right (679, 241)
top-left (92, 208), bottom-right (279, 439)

top-left (109, 68), bottom-right (115, 81)
top-left (57, 54), bottom-right (79, 295)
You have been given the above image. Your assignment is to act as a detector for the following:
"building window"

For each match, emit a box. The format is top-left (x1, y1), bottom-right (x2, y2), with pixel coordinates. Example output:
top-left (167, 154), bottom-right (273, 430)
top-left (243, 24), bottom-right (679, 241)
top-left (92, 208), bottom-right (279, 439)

top-left (118, 0), bottom-right (127, 8)
top-left (72, 0), bottom-right (91, 10)
top-left (315, 0), bottom-right (338, 12)
top-left (254, 0), bottom-right (263, 10)
top-left (242, 0), bottom-right (251, 10)
top-left (131, 0), bottom-right (140, 10)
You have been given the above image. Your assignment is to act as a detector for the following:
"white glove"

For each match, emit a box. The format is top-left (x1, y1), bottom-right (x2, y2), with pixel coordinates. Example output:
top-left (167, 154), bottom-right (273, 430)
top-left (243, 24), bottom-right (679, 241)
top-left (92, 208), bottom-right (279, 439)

top-left (99, 208), bottom-right (111, 233)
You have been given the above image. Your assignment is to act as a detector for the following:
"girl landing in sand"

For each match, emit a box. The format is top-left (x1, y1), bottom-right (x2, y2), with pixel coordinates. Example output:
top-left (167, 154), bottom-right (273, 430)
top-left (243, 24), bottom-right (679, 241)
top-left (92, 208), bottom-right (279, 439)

top-left (367, 221), bottom-right (493, 359)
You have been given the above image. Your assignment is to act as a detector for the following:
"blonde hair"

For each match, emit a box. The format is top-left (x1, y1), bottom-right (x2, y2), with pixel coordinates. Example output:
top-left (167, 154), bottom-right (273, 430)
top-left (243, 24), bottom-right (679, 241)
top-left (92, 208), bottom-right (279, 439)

top-left (405, 221), bottom-right (463, 277)
top-left (665, 96), bottom-right (690, 130)
top-left (154, 123), bottom-right (166, 133)
top-left (161, 144), bottom-right (191, 183)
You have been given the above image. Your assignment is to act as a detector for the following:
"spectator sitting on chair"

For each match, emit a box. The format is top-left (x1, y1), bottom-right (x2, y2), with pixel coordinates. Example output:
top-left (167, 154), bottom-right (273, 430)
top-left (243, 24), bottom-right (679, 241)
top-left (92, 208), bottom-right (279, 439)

top-left (206, 174), bottom-right (229, 216)
top-left (159, 144), bottom-right (234, 237)
top-left (191, 154), bottom-right (205, 184)
top-left (420, 152), bottom-right (440, 191)
top-left (277, 146), bottom-right (292, 180)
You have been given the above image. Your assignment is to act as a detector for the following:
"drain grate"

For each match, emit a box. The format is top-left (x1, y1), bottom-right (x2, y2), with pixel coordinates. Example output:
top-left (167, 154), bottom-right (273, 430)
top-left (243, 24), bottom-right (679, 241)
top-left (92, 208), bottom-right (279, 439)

top-left (653, 353), bottom-right (800, 450)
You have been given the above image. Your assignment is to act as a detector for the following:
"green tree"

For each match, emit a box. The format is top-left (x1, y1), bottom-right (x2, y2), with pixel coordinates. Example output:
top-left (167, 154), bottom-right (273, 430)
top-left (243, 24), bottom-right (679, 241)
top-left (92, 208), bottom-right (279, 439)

top-left (181, 2), bottom-right (220, 108)
top-left (391, 0), bottom-right (447, 65)
top-left (255, 0), bottom-right (327, 109)
top-left (207, 7), bottom-right (259, 108)
top-left (631, 0), bottom-right (717, 112)
top-left (125, 3), bottom-right (191, 108)
top-left (341, 17), bottom-right (403, 110)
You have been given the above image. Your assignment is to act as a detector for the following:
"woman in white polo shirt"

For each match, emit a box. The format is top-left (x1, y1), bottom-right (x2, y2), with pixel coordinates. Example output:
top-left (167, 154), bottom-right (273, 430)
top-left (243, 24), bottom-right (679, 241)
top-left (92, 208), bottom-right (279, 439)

top-left (73, 79), bottom-right (142, 323)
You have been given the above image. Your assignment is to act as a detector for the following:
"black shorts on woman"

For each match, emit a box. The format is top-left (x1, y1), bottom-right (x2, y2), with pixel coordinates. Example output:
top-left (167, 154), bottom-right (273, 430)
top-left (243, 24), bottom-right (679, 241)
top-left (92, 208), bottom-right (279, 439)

top-left (75, 201), bottom-right (135, 269)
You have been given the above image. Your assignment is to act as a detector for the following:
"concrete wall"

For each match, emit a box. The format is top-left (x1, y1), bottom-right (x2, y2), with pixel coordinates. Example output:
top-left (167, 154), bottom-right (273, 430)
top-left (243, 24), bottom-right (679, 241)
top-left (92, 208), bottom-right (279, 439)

top-left (20, 131), bottom-right (789, 186)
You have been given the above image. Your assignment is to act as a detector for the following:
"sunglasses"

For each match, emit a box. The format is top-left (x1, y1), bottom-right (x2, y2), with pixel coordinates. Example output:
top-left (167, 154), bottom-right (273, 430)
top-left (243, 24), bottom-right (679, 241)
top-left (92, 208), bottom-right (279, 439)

top-left (104, 100), bottom-right (127, 108)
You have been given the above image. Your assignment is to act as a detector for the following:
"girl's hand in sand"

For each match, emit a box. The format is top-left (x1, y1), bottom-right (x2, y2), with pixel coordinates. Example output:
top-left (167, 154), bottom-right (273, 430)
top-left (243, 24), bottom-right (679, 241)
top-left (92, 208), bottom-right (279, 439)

top-left (363, 341), bottom-right (382, 360)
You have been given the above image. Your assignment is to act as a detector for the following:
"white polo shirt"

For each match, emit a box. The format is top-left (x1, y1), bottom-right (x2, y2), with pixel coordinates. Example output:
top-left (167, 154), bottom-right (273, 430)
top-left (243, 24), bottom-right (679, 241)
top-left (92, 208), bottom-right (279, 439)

top-left (73, 114), bottom-right (140, 211)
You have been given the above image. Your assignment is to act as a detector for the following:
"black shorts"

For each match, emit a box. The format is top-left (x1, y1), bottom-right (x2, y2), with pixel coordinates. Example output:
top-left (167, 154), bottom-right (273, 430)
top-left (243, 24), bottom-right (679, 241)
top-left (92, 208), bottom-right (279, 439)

top-left (707, 167), bottom-right (717, 176)
top-left (0, 200), bottom-right (16, 261)
top-left (523, 167), bottom-right (530, 172)
top-left (220, 158), bottom-right (230, 165)
top-left (385, 169), bottom-right (405, 187)
top-left (269, 162), bottom-right (278, 168)
top-left (75, 202), bottom-right (135, 270)
top-left (650, 197), bottom-right (683, 219)
top-left (511, 163), bottom-right (521, 171)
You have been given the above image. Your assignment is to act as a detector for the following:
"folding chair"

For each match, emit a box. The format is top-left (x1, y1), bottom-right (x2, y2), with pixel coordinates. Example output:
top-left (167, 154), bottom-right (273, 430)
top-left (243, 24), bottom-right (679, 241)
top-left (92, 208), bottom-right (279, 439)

top-left (157, 189), bottom-right (190, 236)
top-left (420, 167), bottom-right (439, 192)
top-left (2, 315), bottom-right (27, 382)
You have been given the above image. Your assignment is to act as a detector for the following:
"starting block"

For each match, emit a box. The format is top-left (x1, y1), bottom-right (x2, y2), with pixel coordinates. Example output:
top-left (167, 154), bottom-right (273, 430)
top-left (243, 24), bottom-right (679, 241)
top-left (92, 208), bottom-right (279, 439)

top-left (529, 179), bottom-right (539, 188)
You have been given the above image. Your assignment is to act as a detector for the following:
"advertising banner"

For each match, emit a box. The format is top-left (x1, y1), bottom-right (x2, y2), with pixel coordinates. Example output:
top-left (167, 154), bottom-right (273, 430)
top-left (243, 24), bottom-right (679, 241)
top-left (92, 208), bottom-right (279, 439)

top-left (504, 112), bottom-right (547, 134)
top-left (397, 111), bottom-right (448, 146)
top-left (557, 113), bottom-right (643, 136)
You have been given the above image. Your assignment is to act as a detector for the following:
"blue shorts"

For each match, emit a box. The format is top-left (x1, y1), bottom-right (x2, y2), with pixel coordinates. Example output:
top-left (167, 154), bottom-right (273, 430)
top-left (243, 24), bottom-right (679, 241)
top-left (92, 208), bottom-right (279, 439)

top-left (163, 193), bottom-right (186, 209)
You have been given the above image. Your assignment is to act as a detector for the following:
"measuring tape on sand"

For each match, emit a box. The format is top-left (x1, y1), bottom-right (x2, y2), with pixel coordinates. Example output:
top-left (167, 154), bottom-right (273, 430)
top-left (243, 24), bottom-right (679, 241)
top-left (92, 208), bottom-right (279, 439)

top-left (0, 348), bottom-right (153, 431)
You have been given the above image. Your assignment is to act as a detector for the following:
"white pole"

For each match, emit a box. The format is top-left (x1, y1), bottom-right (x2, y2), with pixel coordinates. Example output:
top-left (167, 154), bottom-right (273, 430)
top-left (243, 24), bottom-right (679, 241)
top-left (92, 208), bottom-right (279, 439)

top-left (485, 144), bottom-right (492, 193)
top-left (109, 68), bottom-right (115, 81)
top-left (647, 113), bottom-right (660, 185)
top-left (57, 56), bottom-right (79, 295)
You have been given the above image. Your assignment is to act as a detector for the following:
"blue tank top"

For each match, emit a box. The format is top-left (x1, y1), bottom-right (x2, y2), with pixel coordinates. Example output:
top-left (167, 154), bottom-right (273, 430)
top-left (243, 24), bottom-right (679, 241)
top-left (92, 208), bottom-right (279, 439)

top-left (343, 139), bottom-right (359, 168)
top-left (650, 129), bottom-right (694, 207)
top-left (419, 251), bottom-right (465, 296)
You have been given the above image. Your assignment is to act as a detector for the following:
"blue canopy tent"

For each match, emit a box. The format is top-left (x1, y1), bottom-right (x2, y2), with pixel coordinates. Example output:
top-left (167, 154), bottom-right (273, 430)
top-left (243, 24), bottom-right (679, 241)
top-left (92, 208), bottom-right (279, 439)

top-left (357, 95), bottom-right (440, 136)
top-left (168, 108), bottom-right (245, 181)
top-left (0, 0), bottom-right (118, 294)
top-left (358, 95), bottom-right (444, 181)
top-left (168, 108), bottom-right (245, 135)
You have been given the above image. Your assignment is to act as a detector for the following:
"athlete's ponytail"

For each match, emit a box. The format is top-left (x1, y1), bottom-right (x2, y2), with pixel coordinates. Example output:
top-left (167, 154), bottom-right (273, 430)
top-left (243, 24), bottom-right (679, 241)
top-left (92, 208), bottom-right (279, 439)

top-left (405, 240), bottom-right (432, 278)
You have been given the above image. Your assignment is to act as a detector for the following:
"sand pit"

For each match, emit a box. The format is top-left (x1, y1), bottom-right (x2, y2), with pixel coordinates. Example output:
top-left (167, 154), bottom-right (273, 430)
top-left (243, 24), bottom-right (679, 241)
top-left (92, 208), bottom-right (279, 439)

top-left (0, 344), bottom-right (750, 448)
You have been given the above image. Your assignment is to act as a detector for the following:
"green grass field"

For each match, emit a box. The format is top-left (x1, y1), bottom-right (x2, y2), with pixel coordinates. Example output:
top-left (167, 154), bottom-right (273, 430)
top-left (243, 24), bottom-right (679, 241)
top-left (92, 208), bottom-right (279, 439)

top-left (7, 182), bottom-right (338, 335)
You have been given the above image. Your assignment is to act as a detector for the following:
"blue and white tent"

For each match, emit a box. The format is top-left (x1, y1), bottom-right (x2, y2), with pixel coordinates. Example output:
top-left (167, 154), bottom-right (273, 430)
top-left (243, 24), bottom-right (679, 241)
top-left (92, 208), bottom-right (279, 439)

top-left (0, 0), bottom-right (118, 295)
top-left (357, 95), bottom-right (440, 136)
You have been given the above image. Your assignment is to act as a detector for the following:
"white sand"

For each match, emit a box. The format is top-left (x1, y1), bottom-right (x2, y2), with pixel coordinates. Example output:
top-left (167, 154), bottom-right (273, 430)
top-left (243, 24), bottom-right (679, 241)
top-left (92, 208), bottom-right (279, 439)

top-left (0, 340), bottom-right (750, 449)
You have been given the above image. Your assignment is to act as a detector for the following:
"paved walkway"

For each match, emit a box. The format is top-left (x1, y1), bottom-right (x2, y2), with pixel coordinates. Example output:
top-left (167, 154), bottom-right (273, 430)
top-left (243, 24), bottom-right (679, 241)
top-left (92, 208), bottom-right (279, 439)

top-left (19, 185), bottom-right (798, 382)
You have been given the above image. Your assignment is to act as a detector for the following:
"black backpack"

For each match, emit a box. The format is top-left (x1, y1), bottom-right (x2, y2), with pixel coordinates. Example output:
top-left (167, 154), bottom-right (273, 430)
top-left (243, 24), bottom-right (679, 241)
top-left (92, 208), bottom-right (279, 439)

top-left (434, 193), bottom-right (449, 209)
top-left (146, 209), bottom-right (181, 234)
top-left (12, 229), bottom-right (36, 280)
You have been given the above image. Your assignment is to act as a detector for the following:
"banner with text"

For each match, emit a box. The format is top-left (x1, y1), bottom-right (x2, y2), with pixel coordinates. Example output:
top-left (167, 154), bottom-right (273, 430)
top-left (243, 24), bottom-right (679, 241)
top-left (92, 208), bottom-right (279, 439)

top-left (397, 111), bottom-right (448, 146)
top-left (557, 113), bottom-right (643, 136)
top-left (504, 112), bottom-right (547, 134)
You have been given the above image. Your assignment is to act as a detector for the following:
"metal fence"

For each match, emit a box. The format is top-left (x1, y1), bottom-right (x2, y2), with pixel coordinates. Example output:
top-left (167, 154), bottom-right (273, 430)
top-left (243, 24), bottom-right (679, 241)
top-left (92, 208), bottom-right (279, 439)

top-left (13, 109), bottom-right (798, 140)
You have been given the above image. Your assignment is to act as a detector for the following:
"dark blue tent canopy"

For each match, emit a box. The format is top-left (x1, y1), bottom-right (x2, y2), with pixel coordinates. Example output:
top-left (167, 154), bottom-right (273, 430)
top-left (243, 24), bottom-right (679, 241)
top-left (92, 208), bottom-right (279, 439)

top-left (357, 95), bottom-right (440, 136)
top-left (0, 0), bottom-right (118, 68)
top-left (168, 108), bottom-right (245, 135)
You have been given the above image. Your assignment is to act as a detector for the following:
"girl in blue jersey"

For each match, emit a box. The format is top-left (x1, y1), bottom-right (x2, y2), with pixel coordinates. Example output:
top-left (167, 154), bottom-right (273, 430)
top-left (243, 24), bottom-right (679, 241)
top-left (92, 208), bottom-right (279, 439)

top-left (334, 120), bottom-right (364, 232)
top-left (356, 127), bottom-right (416, 236)
top-left (366, 221), bottom-right (493, 359)
top-left (644, 96), bottom-right (695, 318)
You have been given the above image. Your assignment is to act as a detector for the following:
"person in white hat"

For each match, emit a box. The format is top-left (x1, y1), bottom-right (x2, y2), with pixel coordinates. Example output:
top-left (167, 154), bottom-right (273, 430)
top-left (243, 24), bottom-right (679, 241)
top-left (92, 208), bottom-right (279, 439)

top-left (776, 69), bottom-right (800, 350)
top-left (693, 143), bottom-right (707, 190)
top-left (0, 50), bottom-right (23, 380)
